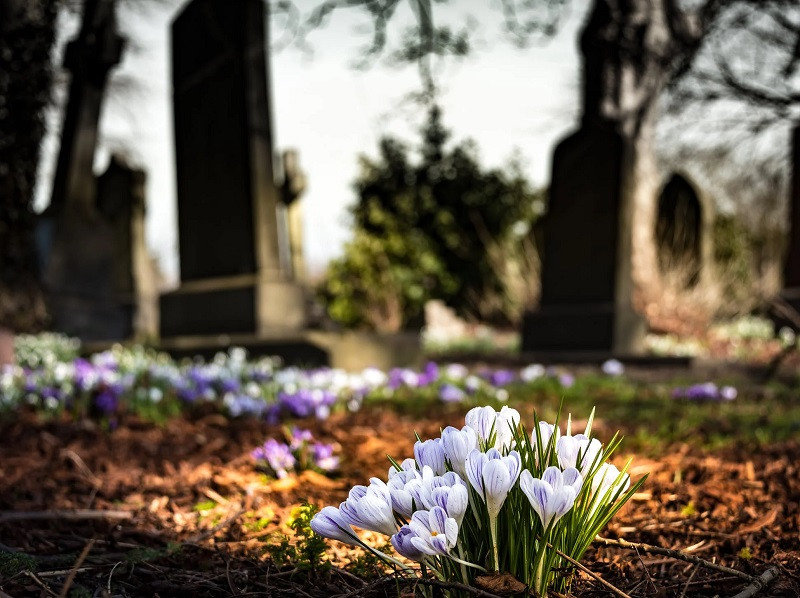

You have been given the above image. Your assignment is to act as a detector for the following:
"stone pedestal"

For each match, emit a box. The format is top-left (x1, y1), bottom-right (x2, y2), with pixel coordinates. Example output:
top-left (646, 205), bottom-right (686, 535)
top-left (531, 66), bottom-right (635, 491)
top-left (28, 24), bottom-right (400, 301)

top-left (521, 127), bottom-right (646, 356)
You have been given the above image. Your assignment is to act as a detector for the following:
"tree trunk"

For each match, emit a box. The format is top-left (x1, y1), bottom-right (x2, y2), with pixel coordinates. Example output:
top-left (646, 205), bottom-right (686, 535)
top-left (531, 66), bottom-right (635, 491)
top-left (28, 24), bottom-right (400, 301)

top-left (0, 0), bottom-right (57, 364)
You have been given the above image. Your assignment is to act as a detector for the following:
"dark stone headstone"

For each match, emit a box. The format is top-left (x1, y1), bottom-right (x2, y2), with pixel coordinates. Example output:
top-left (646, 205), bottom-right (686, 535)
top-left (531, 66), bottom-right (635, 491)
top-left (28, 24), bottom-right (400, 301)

top-left (160, 0), bottom-right (306, 338)
top-left (42, 156), bottom-right (152, 341)
top-left (778, 125), bottom-right (800, 323)
top-left (520, 127), bottom-right (645, 354)
top-left (38, 0), bottom-right (142, 342)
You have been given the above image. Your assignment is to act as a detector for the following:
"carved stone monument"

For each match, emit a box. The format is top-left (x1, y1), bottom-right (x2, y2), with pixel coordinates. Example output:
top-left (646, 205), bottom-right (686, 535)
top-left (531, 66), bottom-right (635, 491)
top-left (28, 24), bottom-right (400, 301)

top-left (160, 0), bottom-right (307, 338)
top-left (39, 0), bottom-right (134, 341)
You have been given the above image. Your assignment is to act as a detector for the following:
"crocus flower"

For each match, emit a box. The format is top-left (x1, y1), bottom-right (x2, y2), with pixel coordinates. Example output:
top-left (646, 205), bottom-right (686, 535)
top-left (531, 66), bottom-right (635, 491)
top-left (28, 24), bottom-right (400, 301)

top-left (520, 466), bottom-right (582, 529)
top-left (414, 438), bottom-right (446, 475)
top-left (465, 405), bottom-right (520, 451)
top-left (310, 506), bottom-right (361, 546)
top-left (311, 442), bottom-right (340, 471)
top-left (439, 383), bottom-right (465, 403)
top-left (556, 433), bottom-right (603, 476)
top-left (601, 359), bottom-right (624, 376)
top-left (520, 363), bottom-right (545, 382)
top-left (441, 425), bottom-right (478, 479)
top-left (252, 439), bottom-right (296, 478)
top-left (401, 468), bottom-right (469, 525)
top-left (339, 478), bottom-right (397, 536)
top-left (390, 526), bottom-right (426, 561)
top-left (591, 462), bottom-right (630, 498)
top-left (407, 506), bottom-right (458, 556)
top-left (465, 448), bottom-right (521, 519)
top-left (387, 469), bottom-right (421, 518)
top-left (388, 458), bottom-right (418, 479)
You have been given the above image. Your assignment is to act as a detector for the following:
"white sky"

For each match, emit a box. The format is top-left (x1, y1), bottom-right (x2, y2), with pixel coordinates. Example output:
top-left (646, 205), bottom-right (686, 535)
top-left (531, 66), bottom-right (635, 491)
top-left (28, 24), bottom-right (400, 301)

top-left (35, 0), bottom-right (588, 283)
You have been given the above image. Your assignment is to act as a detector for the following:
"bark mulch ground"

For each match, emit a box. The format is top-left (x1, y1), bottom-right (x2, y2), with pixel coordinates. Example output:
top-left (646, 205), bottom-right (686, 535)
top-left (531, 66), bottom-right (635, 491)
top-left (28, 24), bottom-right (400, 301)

top-left (0, 406), bottom-right (798, 597)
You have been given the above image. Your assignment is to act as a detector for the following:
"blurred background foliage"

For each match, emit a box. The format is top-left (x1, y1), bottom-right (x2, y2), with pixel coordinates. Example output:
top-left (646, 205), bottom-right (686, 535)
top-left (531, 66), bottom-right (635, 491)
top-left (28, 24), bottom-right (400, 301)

top-left (320, 104), bottom-right (545, 332)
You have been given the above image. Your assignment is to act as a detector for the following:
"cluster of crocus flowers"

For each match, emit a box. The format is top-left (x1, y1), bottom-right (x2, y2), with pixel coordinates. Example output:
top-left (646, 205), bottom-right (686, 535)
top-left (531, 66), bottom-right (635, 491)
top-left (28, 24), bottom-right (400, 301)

top-left (251, 427), bottom-right (339, 479)
top-left (311, 405), bottom-right (644, 596)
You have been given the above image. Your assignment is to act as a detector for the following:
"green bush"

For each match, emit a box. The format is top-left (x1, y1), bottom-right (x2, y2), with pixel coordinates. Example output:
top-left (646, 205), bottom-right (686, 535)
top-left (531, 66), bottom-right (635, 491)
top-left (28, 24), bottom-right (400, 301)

top-left (321, 105), bottom-right (544, 331)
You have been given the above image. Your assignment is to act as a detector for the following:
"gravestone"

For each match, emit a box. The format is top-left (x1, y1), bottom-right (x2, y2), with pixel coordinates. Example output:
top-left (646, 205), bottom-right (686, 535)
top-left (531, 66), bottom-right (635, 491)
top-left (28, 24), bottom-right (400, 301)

top-left (780, 125), bottom-right (800, 321)
top-left (521, 0), bottom-right (650, 356)
top-left (655, 173), bottom-right (705, 287)
top-left (160, 0), bottom-right (306, 338)
top-left (520, 128), bottom-right (643, 353)
top-left (39, 0), bottom-right (130, 341)
top-left (96, 156), bottom-right (160, 340)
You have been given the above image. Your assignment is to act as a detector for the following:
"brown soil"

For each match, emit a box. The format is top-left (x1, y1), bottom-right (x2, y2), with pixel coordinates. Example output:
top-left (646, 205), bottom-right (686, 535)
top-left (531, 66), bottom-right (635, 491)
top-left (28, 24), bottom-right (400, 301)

top-left (0, 406), bottom-right (798, 597)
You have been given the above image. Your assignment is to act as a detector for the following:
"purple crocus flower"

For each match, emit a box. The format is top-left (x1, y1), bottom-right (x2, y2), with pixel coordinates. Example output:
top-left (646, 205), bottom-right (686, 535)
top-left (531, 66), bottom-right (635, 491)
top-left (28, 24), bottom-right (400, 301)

top-left (489, 370), bottom-right (515, 387)
top-left (94, 389), bottom-right (118, 414)
top-left (417, 362), bottom-right (440, 387)
top-left (439, 383), bottom-right (466, 403)
top-left (252, 439), bottom-right (296, 478)
top-left (311, 442), bottom-right (340, 471)
top-left (290, 427), bottom-right (314, 449)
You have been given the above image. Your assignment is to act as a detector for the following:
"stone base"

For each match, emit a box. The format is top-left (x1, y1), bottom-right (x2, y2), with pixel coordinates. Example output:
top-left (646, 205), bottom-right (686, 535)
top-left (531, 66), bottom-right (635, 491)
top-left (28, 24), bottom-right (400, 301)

top-left (160, 278), bottom-right (307, 337)
top-left (521, 302), bottom-right (645, 355)
top-left (307, 331), bottom-right (422, 371)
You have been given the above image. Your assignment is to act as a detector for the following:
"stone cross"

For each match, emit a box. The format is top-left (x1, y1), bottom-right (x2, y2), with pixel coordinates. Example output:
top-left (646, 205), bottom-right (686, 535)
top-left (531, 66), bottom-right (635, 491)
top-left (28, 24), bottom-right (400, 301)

top-left (48, 0), bottom-right (123, 215)
top-left (280, 149), bottom-right (307, 282)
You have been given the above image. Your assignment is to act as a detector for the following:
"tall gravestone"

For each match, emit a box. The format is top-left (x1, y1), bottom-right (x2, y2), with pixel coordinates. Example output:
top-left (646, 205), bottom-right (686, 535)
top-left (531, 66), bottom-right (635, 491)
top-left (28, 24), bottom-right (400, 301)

top-left (160, 0), bottom-right (306, 337)
top-left (521, 0), bottom-right (653, 355)
top-left (40, 0), bottom-right (128, 341)
top-left (780, 125), bottom-right (800, 320)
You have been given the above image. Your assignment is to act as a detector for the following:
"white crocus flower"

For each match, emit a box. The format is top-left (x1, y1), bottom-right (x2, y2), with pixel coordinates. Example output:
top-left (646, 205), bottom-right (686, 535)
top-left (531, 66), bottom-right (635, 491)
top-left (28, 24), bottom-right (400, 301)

top-left (387, 469), bottom-right (421, 518)
top-left (339, 478), bottom-right (397, 536)
top-left (465, 448), bottom-right (521, 569)
top-left (414, 438), bottom-right (446, 475)
top-left (591, 462), bottom-right (630, 499)
top-left (556, 433), bottom-right (603, 476)
top-left (465, 406), bottom-right (521, 452)
top-left (310, 506), bottom-right (362, 546)
top-left (440, 425), bottom-right (478, 479)
top-left (408, 506), bottom-right (458, 556)
top-left (388, 457), bottom-right (417, 479)
top-left (520, 466), bottom-right (582, 530)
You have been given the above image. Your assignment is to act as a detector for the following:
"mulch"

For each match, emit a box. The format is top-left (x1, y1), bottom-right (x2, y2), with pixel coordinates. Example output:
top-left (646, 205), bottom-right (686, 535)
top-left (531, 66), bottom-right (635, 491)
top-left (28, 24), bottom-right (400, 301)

top-left (0, 405), bottom-right (798, 597)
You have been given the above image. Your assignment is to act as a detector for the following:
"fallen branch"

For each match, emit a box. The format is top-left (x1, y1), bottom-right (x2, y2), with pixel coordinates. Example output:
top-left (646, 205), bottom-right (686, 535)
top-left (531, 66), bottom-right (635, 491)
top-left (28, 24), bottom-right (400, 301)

top-left (547, 543), bottom-right (633, 598)
top-left (730, 566), bottom-right (780, 598)
top-left (0, 510), bottom-right (133, 523)
top-left (595, 536), bottom-right (753, 580)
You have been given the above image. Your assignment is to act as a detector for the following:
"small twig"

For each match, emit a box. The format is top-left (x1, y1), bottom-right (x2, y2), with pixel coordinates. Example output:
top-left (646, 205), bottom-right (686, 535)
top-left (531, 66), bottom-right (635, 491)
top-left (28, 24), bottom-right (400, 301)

top-left (107, 561), bottom-right (123, 594)
top-left (547, 543), bottom-right (633, 598)
top-left (22, 571), bottom-right (58, 597)
top-left (679, 564), bottom-right (700, 598)
top-left (58, 537), bottom-right (95, 597)
top-left (0, 509), bottom-right (133, 522)
top-left (595, 536), bottom-right (753, 580)
top-left (730, 566), bottom-right (780, 598)
top-left (36, 567), bottom-right (98, 578)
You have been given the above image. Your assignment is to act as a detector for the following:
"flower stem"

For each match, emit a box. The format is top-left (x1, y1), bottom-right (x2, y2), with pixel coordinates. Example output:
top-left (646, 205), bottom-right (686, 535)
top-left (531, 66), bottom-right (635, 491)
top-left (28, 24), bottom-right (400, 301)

top-left (489, 516), bottom-right (499, 571)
